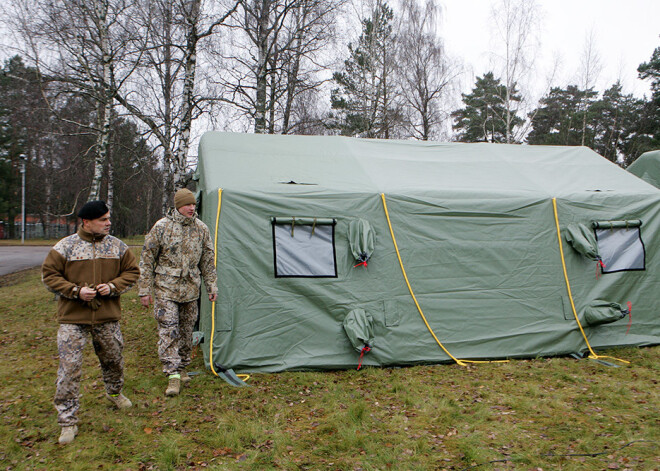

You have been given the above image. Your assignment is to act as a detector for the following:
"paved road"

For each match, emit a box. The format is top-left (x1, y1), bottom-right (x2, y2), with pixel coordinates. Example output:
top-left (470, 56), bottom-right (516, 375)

top-left (0, 246), bottom-right (52, 276)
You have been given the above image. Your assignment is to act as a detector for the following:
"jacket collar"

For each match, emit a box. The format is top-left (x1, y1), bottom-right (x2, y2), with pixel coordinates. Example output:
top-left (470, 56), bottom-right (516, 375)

top-left (168, 208), bottom-right (197, 225)
top-left (77, 226), bottom-right (107, 242)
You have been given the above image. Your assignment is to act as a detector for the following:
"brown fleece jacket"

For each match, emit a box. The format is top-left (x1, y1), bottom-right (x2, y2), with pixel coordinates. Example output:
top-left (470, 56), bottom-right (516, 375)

top-left (42, 227), bottom-right (139, 324)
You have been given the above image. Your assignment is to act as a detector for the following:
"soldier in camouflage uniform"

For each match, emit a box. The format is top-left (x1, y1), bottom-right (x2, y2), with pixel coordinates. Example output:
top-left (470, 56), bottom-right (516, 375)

top-left (42, 200), bottom-right (139, 445)
top-left (138, 188), bottom-right (218, 397)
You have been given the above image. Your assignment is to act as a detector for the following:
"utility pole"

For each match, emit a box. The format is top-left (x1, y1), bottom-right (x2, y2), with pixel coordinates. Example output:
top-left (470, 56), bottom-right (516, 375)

top-left (20, 154), bottom-right (26, 244)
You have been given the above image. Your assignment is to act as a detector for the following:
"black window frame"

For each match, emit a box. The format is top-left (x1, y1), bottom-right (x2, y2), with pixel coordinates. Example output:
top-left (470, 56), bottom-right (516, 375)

top-left (593, 220), bottom-right (646, 274)
top-left (271, 217), bottom-right (338, 278)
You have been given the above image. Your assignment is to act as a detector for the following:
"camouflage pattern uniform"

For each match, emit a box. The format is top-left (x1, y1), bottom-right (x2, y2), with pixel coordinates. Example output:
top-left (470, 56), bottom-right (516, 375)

top-left (42, 228), bottom-right (139, 426)
top-left (55, 322), bottom-right (124, 426)
top-left (152, 298), bottom-right (198, 375)
top-left (138, 208), bottom-right (218, 375)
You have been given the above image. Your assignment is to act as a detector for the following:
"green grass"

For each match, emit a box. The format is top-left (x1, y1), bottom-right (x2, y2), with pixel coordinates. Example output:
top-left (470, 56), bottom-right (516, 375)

top-left (0, 235), bottom-right (145, 246)
top-left (1, 268), bottom-right (658, 470)
top-left (0, 238), bottom-right (62, 246)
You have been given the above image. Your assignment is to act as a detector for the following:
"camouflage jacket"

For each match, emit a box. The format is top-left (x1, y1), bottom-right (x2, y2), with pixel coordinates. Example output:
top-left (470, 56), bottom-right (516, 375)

top-left (138, 208), bottom-right (218, 302)
top-left (42, 227), bottom-right (139, 324)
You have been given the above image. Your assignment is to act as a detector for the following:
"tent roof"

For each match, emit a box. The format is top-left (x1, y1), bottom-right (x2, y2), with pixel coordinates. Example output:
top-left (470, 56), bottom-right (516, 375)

top-left (197, 132), bottom-right (656, 197)
top-left (628, 150), bottom-right (660, 188)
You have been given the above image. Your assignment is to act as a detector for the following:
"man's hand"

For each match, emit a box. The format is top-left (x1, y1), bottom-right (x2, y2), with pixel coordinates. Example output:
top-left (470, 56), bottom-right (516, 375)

top-left (96, 283), bottom-right (111, 296)
top-left (209, 293), bottom-right (218, 302)
top-left (79, 286), bottom-right (97, 302)
top-left (140, 295), bottom-right (152, 307)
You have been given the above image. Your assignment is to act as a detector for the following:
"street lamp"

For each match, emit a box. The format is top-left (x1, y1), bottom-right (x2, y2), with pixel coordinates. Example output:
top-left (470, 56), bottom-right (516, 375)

top-left (19, 154), bottom-right (26, 244)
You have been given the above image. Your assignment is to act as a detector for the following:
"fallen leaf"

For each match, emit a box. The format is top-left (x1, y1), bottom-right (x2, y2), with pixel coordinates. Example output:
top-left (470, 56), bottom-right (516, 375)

top-left (212, 447), bottom-right (232, 457)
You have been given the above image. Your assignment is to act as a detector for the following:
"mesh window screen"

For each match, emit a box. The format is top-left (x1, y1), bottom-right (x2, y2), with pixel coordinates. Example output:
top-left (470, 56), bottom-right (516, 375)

top-left (594, 221), bottom-right (645, 273)
top-left (272, 218), bottom-right (337, 277)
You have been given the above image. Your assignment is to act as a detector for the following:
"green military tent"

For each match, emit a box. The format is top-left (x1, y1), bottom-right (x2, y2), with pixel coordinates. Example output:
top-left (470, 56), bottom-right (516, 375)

top-left (628, 150), bottom-right (660, 189)
top-left (194, 132), bottom-right (660, 373)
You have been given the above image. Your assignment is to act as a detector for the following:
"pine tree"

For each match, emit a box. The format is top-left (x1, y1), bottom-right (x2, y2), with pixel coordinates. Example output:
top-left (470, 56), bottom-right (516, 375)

top-left (526, 85), bottom-right (597, 147)
top-left (330, 2), bottom-right (400, 138)
top-left (451, 72), bottom-right (522, 143)
top-left (632, 45), bottom-right (660, 160)
top-left (591, 82), bottom-right (644, 163)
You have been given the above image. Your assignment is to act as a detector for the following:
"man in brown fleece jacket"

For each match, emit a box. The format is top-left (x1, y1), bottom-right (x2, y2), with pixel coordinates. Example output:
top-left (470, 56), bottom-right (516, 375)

top-left (42, 200), bottom-right (139, 445)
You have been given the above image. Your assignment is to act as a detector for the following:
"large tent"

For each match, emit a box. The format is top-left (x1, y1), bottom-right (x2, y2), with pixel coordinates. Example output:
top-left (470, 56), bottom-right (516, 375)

top-left (628, 150), bottom-right (660, 189)
top-left (194, 132), bottom-right (660, 373)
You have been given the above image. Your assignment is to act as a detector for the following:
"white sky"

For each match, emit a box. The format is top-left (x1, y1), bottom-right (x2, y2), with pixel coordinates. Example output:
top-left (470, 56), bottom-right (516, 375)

top-left (441, 0), bottom-right (660, 99)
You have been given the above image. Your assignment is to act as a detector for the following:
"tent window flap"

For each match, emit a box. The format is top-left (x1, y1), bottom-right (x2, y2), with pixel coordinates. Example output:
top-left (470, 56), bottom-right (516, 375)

top-left (348, 219), bottom-right (375, 266)
top-left (592, 220), bottom-right (645, 273)
top-left (565, 223), bottom-right (600, 260)
top-left (272, 218), bottom-right (338, 278)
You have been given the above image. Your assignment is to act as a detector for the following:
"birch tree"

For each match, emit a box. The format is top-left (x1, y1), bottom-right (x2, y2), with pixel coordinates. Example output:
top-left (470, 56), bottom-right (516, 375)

top-left (112, 0), bottom-right (238, 211)
top-left (7, 0), bottom-right (139, 204)
top-left (490, 0), bottom-right (540, 143)
top-left (215, 0), bottom-right (344, 134)
top-left (0, 55), bottom-right (161, 238)
top-left (395, 0), bottom-right (458, 140)
top-left (576, 31), bottom-right (603, 146)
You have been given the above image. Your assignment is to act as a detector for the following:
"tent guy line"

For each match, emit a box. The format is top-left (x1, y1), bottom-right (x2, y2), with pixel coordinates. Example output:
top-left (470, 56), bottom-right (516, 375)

top-left (552, 197), bottom-right (629, 365)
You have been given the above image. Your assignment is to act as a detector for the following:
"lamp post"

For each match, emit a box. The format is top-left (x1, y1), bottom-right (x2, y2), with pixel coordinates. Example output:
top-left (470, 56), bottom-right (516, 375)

top-left (19, 154), bottom-right (26, 244)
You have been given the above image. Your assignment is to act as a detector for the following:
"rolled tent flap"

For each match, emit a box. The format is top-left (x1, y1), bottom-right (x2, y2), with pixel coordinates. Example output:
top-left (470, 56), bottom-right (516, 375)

top-left (348, 219), bottom-right (375, 266)
top-left (343, 308), bottom-right (375, 352)
top-left (582, 300), bottom-right (628, 326)
top-left (272, 217), bottom-right (336, 226)
top-left (565, 223), bottom-right (600, 261)
top-left (592, 220), bottom-right (642, 230)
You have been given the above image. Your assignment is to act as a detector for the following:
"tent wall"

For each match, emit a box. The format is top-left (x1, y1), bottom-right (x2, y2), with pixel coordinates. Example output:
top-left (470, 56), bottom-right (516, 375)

top-left (196, 133), bottom-right (660, 373)
top-left (628, 150), bottom-right (660, 188)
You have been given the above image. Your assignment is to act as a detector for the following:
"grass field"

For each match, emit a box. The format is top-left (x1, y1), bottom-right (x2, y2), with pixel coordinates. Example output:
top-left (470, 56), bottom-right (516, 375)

top-left (0, 235), bottom-right (145, 247)
top-left (0, 267), bottom-right (658, 470)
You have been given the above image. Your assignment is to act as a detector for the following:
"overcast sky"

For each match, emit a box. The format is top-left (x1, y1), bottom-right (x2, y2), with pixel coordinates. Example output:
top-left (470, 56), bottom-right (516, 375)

top-left (441, 0), bottom-right (660, 98)
top-left (1, 0), bottom-right (657, 106)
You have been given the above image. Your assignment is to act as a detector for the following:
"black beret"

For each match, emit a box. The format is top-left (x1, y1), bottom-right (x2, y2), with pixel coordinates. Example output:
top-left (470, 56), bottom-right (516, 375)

top-left (78, 200), bottom-right (109, 220)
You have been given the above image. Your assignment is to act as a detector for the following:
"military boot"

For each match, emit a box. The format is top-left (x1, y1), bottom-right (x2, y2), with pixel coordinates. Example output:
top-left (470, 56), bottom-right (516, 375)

top-left (58, 425), bottom-right (78, 445)
top-left (106, 392), bottom-right (133, 409)
top-left (165, 375), bottom-right (181, 396)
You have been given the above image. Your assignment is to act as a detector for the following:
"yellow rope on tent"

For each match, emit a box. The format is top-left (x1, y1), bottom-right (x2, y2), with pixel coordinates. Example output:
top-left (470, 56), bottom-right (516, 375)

top-left (552, 198), bottom-right (629, 365)
top-left (209, 188), bottom-right (223, 377)
top-left (381, 194), bottom-right (508, 366)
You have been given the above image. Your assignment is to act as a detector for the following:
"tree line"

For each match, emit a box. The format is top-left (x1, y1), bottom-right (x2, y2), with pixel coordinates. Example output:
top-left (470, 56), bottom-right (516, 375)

top-left (1, 0), bottom-right (659, 238)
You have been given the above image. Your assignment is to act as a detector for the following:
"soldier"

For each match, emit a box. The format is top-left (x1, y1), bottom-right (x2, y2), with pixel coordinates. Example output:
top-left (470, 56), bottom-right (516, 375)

top-left (138, 188), bottom-right (218, 397)
top-left (42, 200), bottom-right (140, 445)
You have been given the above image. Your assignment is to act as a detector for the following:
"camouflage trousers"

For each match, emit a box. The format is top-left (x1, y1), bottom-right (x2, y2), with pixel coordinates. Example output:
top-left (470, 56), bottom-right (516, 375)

top-left (153, 298), bottom-right (198, 375)
top-left (54, 322), bottom-right (124, 426)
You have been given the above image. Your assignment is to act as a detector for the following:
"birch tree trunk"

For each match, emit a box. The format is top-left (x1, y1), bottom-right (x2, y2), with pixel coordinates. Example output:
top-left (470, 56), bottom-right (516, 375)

top-left (87, 0), bottom-right (114, 202)
top-left (578, 31), bottom-right (602, 147)
top-left (254, 0), bottom-right (271, 134)
top-left (173, 0), bottom-right (201, 190)
top-left (90, 96), bottom-right (113, 201)
top-left (490, 0), bottom-right (539, 144)
top-left (107, 155), bottom-right (114, 212)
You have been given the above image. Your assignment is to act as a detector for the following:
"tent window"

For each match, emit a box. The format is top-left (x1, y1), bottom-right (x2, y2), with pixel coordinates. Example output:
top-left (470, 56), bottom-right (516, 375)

top-left (272, 218), bottom-right (337, 278)
top-left (593, 220), bottom-right (645, 273)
